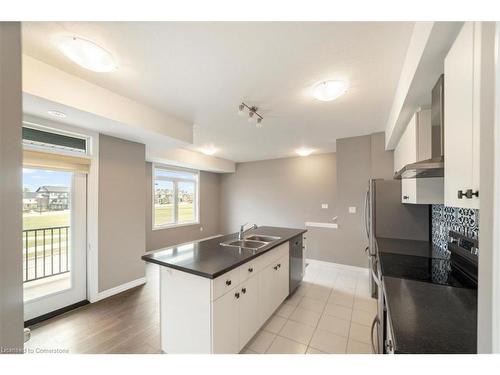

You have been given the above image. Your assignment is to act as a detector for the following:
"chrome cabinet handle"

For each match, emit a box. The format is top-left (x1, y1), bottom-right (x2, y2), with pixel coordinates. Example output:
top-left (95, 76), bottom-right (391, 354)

top-left (225, 280), bottom-right (232, 286)
top-left (371, 316), bottom-right (379, 354)
top-left (248, 267), bottom-right (253, 273)
top-left (234, 292), bottom-right (240, 299)
top-left (241, 288), bottom-right (246, 294)
top-left (458, 189), bottom-right (479, 199)
top-left (403, 195), bottom-right (409, 200)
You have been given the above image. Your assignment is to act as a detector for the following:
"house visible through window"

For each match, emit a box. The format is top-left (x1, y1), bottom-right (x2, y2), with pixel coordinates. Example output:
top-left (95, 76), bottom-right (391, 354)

top-left (153, 165), bottom-right (199, 228)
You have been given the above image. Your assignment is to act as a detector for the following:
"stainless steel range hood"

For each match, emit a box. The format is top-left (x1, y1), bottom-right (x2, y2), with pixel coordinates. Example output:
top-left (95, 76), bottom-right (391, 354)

top-left (395, 75), bottom-right (445, 179)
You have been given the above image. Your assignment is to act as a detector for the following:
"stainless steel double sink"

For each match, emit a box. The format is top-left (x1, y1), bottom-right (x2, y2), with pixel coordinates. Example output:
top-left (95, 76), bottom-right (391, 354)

top-left (220, 235), bottom-right (281, 250)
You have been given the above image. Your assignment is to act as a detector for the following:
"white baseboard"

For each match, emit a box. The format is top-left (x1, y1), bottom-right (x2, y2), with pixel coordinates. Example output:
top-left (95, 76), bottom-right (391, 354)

top-left (93, 277), bottom-right (147, 302)
top-left (306, 258), bottom-right (369, 274)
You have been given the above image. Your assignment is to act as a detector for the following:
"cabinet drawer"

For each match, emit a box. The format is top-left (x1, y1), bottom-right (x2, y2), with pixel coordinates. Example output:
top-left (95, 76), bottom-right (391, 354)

top-left (257, 242), bottom-right (289, 269)
top-left (213, 268), bottom-right (240, 300)
top-left (239, 258), bottom-right (260, 282)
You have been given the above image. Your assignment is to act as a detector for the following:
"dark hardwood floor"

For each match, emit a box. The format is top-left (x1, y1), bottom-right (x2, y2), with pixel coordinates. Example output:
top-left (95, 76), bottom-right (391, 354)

top-left (25, 264), bottom-right (161, 354)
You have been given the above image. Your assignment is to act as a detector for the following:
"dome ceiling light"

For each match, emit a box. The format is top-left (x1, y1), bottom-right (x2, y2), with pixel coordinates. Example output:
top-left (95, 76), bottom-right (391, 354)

top-left (237, 102), bottom-right (264, 128)
top-left (57, 36), bottom-right (118, 72)
top-left (312, 80), bottom-right (348, 101)
top-left (200, 145), bottom-right (218, 156)
top-left (295, 147), bottom-right (314, 157)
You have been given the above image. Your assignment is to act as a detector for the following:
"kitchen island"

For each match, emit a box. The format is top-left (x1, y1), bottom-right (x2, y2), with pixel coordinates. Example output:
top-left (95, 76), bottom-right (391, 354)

top-left (142, 226), bottom-right (306, 354)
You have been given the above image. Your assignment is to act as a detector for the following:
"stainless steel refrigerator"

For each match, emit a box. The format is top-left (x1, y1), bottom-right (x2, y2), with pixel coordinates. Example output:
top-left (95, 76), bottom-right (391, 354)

top-left (364, 179), bottom-right (430, 297)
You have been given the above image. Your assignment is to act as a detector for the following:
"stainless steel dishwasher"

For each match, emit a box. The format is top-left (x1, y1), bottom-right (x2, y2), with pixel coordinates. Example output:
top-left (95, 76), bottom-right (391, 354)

top-left (289, 235), bottom-right (304, 294)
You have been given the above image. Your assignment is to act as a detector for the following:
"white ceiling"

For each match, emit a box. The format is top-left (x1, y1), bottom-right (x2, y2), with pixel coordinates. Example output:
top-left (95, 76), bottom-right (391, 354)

top-left (22, 22), bottom-right (414, 162)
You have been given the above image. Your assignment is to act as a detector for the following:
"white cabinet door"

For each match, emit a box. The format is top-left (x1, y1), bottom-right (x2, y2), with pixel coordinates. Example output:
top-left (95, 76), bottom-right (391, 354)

top-left (444, 21), bottom-right (480, 209)
top-left (258, 263), bottom-right (276, 324)
top-left (402, 178), bottom-right (444, 204)
top-left (239, 275), bottom-right (260, 350)
top-left (276, 254), bottom-right (290, 303)
top-left (212, 287), bottom-right (240, 353)
top-left (394, 114), bottom-right (417, 174)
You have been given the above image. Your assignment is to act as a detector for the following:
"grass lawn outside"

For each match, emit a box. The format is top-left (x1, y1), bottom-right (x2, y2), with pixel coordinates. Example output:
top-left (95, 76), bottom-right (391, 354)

top-left (154, 203), bottom-right (195, 226)
top-left (23, 210), bottom-right (70, 230)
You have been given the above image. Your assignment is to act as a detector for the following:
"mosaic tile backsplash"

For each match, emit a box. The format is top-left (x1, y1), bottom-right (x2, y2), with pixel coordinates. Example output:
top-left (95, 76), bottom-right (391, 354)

top-left (431, 204), bottom-right (479, 255)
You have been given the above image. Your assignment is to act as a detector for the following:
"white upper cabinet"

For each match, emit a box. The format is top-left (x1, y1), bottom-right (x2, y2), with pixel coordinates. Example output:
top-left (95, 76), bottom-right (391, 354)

top-left (395, 109), bottom-right (443, 204)
top-left (394, 113), bottom-right (418, 174)
top-left (444, 22), bottom-right (480, 209)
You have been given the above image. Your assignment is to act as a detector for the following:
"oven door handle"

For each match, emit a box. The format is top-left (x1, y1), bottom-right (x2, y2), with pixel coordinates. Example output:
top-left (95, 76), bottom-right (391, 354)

top-left (371, 255), bottom-right (381, 287)
top-left (370, 315), bottom-right (379, 354)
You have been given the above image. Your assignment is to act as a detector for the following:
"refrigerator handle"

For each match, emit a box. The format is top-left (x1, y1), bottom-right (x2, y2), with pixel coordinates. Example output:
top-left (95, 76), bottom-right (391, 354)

top-left (363, 188), bottom-right (370, 241)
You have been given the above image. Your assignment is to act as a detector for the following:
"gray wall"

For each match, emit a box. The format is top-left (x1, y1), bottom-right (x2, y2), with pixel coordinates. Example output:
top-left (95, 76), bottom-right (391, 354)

top-left (219, 133), bottom-right (393, 268)
top-left (219, 153), bottom-right (337, 232)
top-left (98, 135), bottom-right (146, 292)
top-left (0, 22), bottom-right (23, 352)
top-left (145, 162), bottom-right (221, 251)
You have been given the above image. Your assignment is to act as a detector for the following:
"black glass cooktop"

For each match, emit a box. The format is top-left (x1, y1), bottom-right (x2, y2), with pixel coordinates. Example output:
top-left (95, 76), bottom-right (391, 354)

top-left (379, 253), bottom-right (476, 289)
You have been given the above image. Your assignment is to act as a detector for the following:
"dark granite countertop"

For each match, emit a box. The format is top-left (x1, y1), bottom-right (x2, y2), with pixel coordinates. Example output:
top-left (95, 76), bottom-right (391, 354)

top-left (383, 276), bottom-right (477, 354)
top-left (376, 237), bottom-right (447, 259)
top-left (141, 226), bottom-right (306, 279)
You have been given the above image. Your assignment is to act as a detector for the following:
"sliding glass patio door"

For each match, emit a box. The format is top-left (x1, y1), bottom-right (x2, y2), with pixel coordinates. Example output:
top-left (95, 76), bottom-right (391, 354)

top-left (23, 168), bottom-right (87, 322)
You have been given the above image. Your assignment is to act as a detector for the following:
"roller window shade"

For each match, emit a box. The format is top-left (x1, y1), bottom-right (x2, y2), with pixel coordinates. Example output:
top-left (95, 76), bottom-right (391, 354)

top-left (23, 150), bottom-right (90, 173)
top-left (22, 127), bottom-right (87, 153)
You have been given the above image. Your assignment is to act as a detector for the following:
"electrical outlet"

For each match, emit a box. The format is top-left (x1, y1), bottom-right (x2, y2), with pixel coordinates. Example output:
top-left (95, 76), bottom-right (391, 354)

top-left (321, 203), bottom-right (328, 209)
top-left (349, 206), bottom-right (357, 214)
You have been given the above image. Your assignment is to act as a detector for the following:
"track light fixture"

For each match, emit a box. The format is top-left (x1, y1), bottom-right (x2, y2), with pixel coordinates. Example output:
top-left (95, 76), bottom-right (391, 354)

top-left (237, 102), bottom-right (264, 127)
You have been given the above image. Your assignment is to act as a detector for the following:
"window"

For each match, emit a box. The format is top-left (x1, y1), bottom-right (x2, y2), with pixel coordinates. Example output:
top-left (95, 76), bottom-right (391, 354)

top-left (153, 165), bottom-right (199, 228)
top-left (22, 125), bottom-right (89, 154)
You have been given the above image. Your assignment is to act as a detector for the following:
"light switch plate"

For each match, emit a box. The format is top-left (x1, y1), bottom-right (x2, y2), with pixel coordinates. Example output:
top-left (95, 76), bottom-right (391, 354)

top-left (321, 203), bottom-right (328, 209)
top-left (349, 206), bottom-right (356, 214)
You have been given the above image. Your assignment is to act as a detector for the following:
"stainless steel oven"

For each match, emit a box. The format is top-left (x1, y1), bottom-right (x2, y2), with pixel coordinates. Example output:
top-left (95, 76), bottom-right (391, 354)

top-left (369, 251), bottom-right (385, 354)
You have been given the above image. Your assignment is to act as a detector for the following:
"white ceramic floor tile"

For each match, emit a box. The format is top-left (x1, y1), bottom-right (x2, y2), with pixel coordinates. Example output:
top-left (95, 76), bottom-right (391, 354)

top-left (309, 329), bottom-right (347, 354)
top-left (279, 320), bottom-right (315, 345)
top-left (263, 315), bottom-right (287, 334)
top-left (353, 296), bottom-right (377, 313)
top-left (241, 348), bottom-right (258, 354)
top-left (349, 322), bottom-right (372, 345)
top-left (248, 330), bottom-right (276, 353)
top-left (305, 285), bottom-right (332, 302)
top-left (317, 314), bottom-right (351, 338)
top-left (298, 296), bottom-right (327, 314)
top-left (275, 303), bottom-right (296, 319)
top-left (323, 303), bottom-right (353, 321)
top-left (351, 309), bottom-right (376, 327)
top-left (289, 307), bottom-right (322, 327)
top-left (306, 346), bottom-right (328, 354)
top-left (328, 290), bottom-right (355, 307)
top-left (266, 336), bottom-right (307, 354)
top-left (347, 339), bottom-right (373, 354)
top-left (293, 283), bottom-right (311, 297)
top-left (285, 292), bottom-right (304, 307)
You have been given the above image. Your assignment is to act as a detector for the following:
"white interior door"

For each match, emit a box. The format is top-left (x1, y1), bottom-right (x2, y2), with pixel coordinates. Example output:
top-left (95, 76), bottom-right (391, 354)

top-left (23, 170), bottom-right (87, 322)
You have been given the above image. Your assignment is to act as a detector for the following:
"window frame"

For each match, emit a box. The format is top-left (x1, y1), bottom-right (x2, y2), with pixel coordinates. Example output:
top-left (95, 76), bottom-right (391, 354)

top-left (152, 163), bottom-right (200, 230)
